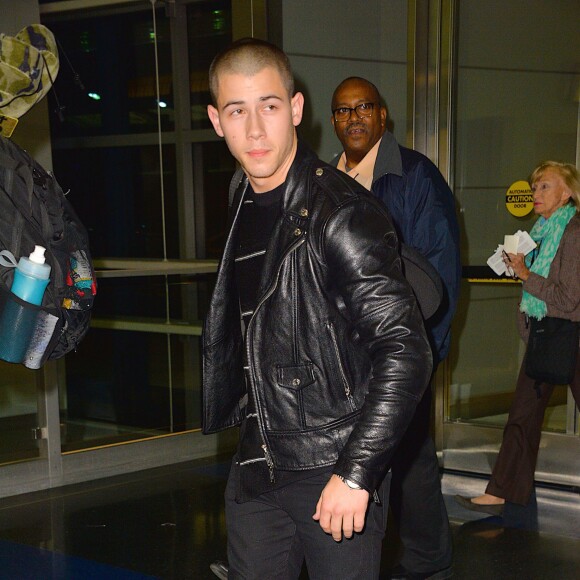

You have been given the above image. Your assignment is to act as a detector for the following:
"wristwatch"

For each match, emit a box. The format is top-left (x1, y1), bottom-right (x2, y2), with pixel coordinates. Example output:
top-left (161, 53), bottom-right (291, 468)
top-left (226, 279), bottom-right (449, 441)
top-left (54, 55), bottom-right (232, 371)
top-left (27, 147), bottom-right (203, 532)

top-left (336, 475), bottom-right (362, 490)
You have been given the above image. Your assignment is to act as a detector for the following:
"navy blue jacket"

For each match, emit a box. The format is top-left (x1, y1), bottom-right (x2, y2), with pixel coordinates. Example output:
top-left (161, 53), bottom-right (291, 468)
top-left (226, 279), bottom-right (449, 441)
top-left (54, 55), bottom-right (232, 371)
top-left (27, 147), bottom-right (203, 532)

top-left (332, 132), bottom-right (461, 362)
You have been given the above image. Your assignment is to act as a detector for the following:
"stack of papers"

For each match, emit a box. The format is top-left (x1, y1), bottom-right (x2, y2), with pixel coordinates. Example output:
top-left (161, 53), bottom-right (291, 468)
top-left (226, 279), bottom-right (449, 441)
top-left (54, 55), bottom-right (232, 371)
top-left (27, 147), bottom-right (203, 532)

top-left (487, 230), bottom-right (537, 276)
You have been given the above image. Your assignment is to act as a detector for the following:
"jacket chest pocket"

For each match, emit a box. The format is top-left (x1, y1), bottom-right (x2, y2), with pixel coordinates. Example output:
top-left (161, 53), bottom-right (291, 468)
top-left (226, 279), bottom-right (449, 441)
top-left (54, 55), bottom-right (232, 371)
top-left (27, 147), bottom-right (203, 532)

top-left (277, 363), bottom-right (316, 391)
top-left (274, 363), bottom-right (316, 430)
top-left (269, 353), bottom-right (357, 430)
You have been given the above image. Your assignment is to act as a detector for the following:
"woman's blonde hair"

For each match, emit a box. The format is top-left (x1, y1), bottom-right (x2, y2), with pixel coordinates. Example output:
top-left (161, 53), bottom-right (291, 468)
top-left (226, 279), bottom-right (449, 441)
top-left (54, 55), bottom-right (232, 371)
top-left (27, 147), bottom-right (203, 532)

top-left (529, 161), bottom-right (580, 210)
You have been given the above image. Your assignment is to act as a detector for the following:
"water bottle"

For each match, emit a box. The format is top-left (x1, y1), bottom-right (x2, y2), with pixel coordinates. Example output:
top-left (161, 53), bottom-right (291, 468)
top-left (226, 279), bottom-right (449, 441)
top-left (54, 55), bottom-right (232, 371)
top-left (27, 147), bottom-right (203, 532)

top-left (0, 246), bottom-right (51, 363)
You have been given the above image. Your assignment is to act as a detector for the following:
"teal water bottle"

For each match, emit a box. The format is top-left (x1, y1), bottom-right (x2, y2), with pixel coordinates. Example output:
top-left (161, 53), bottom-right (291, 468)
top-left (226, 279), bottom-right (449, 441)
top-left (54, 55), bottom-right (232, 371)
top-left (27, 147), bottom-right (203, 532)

top-left (11, 246), bottom-right (51, 305)
top-left (0, 246), bottom-right (51, 363)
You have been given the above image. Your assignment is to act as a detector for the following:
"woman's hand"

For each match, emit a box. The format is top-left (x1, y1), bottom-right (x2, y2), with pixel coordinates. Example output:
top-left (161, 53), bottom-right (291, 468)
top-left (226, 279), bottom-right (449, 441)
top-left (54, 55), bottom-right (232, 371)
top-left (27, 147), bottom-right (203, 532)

top-left (505, 252), bottom-right (530, 281)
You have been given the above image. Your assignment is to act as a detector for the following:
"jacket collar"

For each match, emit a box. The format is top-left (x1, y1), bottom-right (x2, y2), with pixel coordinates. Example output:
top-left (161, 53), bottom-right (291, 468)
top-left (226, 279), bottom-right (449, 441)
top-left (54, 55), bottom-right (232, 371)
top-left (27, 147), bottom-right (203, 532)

top-left (232, 138), bottom-right (317, 214)
top-left (330, 131), bottom-right (403, 185)
top-left (279, 138), bottom-right (318, 214)
top-left (228, 139), bottom-right (316, 300)
top-left (372, 131), bottom-right (403, 183)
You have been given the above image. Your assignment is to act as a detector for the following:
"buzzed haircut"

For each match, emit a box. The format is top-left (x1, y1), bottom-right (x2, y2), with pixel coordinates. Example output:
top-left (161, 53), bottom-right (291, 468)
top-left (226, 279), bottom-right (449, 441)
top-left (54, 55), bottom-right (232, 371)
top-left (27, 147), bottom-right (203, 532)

top-left (331, 77), bottom-right (382, 110)
top-left (209, 38), bottom-right (295, 105)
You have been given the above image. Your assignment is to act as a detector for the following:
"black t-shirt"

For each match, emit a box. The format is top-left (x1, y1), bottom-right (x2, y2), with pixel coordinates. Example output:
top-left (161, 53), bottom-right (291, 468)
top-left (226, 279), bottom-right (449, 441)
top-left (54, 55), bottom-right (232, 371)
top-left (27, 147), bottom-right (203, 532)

top-left (233, 183), bottom-right (331, 502)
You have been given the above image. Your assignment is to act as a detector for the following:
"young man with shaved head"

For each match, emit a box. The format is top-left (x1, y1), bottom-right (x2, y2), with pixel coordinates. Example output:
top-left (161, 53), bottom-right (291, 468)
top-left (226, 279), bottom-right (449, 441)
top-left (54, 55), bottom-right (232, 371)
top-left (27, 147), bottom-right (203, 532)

top-left (331, 76), bottom-right (460, 580)
top-left (203, 40), bottom-right (432, 579)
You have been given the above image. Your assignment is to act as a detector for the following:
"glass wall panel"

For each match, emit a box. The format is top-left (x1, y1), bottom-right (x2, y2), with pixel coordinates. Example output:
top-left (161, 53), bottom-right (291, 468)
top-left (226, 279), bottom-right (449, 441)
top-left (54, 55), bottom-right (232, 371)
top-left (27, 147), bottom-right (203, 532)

top-left (47, 6), bottom-right (173, 137)
top-left (88, 273), bottom-right (215, 325)
top-left (199, 141), bottom-right (236, 259)
top-left (51, 145), bottom-right (178, 259)
top-left (39, 1), bottom-right (233, 455)
top-left (92, 275), bottom-right (170, 319)
top-left (454, 0), bottom-right (579, 266)
top-left (448, 281), bottom-right (523, 427)
top-left (448, 282), bottom-right (571, 431)
top-left (62, 328), bottom-right (200, 451)
top-left (0, 363), bottom-right (40, 464)
top-left (448, 0), bottom-right (579, 433)
top-left (61, 274), bottom-right (213, 452)
top-left (187, 0), bottom-right (232, 129)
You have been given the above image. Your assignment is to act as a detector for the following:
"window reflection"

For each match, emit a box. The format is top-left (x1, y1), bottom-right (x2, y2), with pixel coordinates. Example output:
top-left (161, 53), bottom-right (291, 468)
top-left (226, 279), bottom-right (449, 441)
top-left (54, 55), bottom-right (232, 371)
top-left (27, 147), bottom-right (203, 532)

top-left (51, 145), bottom-right (179, 259)
top-left (62, 328), bottom-right (204, 452)
top-left (0, 363), bottom-right (40, 463)
top-left (36, 1), bottom-right (233, 454)
top-left (47, 7), bottom-right (173, 136)
top-left (188, 1), bottom-right (232, 129)
top-left (200, 141), bottom-right (236, 258)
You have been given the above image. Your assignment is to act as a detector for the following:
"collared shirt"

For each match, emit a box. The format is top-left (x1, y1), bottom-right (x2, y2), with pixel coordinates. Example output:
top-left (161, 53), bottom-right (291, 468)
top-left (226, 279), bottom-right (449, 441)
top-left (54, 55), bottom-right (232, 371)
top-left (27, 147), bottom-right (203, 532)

top-left (335, 138), bottom-right (382, 191)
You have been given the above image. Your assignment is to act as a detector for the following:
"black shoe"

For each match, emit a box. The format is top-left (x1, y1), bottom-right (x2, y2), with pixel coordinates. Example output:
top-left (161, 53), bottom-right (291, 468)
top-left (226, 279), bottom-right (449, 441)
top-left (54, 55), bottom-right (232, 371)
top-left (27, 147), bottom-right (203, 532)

top-left (210, 560), bottom-right (228, 580)
top-left (454, 494), bottom-right (504, 516)
top-left (390, 564), bottom-right (453, 580)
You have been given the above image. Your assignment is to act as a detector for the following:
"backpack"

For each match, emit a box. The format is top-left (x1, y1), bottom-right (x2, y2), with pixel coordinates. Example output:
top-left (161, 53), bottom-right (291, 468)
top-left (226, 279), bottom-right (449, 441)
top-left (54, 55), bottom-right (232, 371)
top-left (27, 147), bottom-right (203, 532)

top-left (0, 135), bottom-right (96, 369)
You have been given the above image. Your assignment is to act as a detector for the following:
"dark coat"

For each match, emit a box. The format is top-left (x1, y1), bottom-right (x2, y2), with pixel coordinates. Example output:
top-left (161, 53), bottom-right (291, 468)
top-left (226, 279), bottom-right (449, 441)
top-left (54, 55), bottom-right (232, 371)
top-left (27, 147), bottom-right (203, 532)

top-left (331, 132), bottom-right (461, 363)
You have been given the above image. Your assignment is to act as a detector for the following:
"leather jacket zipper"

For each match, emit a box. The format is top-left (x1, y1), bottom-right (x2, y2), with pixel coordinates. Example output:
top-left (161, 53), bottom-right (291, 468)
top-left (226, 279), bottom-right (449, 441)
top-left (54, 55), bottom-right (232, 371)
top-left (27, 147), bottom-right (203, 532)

top-left (245, 235), bottom-right (306, 483)
top-left (261, 444), bottom-right (275, 482)
top-left (327, 322), bottom-right (356, 410)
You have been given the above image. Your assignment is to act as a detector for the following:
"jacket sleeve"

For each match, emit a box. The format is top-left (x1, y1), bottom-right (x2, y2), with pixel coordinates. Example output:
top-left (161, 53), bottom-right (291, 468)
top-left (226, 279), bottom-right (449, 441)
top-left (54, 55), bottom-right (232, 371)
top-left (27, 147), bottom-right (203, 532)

top-left (387, 158), bottom-right (461, 362)
top-left (523, 219), bottom-right (580, 314)
top-left (322, 197), bottom-right (433, 492)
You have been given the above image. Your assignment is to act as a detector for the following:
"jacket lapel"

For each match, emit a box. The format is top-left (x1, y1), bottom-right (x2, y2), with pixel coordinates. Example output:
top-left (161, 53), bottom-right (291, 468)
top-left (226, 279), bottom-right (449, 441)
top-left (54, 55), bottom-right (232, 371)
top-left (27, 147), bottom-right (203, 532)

top-left (254, 143), bottom-right (313, 301)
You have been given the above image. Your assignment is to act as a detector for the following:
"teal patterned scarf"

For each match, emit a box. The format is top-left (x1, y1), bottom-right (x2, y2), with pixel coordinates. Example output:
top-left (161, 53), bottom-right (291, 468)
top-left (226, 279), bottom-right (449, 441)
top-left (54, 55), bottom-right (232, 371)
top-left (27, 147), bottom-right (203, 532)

top-left (520, 203), bottom-right (576, 320)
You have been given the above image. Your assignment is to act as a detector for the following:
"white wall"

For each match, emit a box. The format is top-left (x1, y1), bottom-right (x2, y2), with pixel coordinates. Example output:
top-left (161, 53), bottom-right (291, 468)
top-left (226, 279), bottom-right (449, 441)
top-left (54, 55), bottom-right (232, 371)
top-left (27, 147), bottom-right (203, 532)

top-left (454, 0), bottom-right (580, 265)
top-left (278, 0), bottom-right (408, 163)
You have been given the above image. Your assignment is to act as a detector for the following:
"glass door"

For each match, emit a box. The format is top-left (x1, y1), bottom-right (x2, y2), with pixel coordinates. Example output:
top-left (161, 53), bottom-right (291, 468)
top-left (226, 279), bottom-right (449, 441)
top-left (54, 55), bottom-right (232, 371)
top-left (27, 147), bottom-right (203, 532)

top-left (442, 0), bottom-right (580, 486)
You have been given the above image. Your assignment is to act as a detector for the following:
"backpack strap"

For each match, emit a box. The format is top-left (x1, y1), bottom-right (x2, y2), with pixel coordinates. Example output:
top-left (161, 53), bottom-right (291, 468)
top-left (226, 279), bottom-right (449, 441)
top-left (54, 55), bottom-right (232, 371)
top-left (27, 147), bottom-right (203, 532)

top-left (0, 148), bottom-right (33, 257)
top-left (0, 148), bottom-right (19, 172)
top-left (0, 145), bottom-right (65, 251)
top-left (228, 166), bottom-right (246, 208)
top-left (32, 161), bottom-right (65, 243)
top-left (0, 148), bottom-right (35, 210)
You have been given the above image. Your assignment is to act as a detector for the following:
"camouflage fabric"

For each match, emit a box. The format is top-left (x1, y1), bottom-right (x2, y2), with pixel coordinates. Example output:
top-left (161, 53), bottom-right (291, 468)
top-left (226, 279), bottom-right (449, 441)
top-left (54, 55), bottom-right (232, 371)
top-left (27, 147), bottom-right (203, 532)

top-left (0, 24), bottom-right (59, 120)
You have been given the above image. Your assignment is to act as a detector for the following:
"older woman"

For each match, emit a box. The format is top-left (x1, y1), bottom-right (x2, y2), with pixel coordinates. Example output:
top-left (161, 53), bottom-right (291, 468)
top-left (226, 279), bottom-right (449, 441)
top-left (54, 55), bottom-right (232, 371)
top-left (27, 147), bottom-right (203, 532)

top-left (457, 161), bottom-right (580, 514)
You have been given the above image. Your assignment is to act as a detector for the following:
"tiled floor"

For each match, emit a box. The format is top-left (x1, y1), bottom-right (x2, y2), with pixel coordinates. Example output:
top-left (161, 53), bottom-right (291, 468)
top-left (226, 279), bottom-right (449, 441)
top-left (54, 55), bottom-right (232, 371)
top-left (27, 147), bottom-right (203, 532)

top-left (0, 457), bottom-right (578, 579)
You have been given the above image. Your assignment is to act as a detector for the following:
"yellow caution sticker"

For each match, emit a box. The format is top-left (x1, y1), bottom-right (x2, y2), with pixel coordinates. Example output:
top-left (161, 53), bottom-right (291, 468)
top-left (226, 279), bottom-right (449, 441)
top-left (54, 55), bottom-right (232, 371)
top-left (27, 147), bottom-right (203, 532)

top-left (506, 180), bottom-right (533, 217)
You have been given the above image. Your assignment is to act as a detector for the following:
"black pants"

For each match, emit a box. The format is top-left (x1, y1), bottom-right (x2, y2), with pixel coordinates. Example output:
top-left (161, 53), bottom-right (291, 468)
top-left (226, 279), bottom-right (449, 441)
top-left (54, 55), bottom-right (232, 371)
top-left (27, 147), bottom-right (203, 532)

top-left (225, 468), bottom-right (391, 580)
top-left (390, 385), bottom-right (453, 573)
top-left (486, 347), bottom-right (580, 505)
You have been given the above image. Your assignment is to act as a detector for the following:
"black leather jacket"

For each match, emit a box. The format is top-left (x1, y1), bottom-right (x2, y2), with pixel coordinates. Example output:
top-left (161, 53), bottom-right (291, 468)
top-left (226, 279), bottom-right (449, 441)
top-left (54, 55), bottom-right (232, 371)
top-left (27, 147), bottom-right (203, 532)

top-left (202, 143), bottom-right (432, 492)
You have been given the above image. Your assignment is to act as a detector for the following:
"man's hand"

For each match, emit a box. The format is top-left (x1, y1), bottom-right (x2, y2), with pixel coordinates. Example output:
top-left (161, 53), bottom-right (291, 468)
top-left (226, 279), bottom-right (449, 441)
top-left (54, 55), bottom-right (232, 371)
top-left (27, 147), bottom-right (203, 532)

top-left (312, 474), bottom-right (370, 542)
